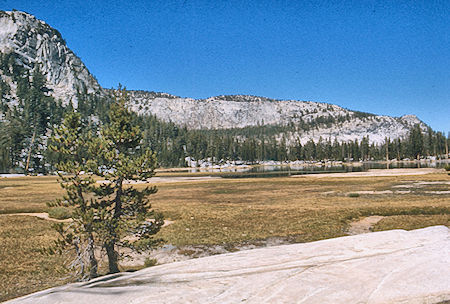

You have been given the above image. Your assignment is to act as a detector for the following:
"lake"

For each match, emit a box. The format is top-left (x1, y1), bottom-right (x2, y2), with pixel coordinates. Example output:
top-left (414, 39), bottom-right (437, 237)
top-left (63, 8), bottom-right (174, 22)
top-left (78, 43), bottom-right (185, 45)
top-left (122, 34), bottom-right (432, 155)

top-left (170, 160), bottom-right (450, 178)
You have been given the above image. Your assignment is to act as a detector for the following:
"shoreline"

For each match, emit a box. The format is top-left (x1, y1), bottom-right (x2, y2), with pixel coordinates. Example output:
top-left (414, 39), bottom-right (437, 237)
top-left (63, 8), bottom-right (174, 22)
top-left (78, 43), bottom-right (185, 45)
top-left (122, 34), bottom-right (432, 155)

top-left (298, 168), bottom-right (445, 178)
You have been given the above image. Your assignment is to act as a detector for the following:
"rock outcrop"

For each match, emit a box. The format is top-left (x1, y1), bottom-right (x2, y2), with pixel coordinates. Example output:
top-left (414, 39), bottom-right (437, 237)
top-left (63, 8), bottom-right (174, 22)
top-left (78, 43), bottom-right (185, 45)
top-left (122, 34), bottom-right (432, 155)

top-left (127, 90), bottom-right (425, 144)
top-left (0, 10), bottom-right (428, 144)
top-left (0, 10), bottom-right (103, 106)
top-left (7, 226), bottom-right (450, 304)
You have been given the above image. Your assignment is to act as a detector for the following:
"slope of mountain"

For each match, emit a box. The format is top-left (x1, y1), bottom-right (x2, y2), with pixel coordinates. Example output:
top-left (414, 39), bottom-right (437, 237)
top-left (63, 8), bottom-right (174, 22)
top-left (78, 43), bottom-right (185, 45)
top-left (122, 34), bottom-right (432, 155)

top-left (0, 10), bottom-right (427, 146)
top-left (127, 90), bottom-right (424, 144)
top-left (0, 10), bottom-right (103, 106)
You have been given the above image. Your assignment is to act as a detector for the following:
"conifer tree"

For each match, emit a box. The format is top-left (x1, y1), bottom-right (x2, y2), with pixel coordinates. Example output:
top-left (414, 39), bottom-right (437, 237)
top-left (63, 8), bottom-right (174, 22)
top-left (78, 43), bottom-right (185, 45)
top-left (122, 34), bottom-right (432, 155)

top-left (409, 124), bottom-right (424, 160)
top-left (95, 87), bottom-right (163, 274)
top-left (48, 111), bottom-right (99, 280)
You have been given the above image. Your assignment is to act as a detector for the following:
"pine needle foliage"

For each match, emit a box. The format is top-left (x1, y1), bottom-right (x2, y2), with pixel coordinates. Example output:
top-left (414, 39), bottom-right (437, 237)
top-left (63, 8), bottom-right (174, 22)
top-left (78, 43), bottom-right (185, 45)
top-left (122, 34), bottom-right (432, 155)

top-left (46, 111), bottom-right (99, 280)
top-left (93, 87), bottom-right (163, 274)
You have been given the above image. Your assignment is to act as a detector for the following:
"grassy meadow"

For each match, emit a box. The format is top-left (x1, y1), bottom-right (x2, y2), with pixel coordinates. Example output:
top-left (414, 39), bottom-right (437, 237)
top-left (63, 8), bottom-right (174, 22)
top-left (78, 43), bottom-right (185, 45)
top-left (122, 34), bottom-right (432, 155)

top-left (0, 171), bottom-right (449, 301)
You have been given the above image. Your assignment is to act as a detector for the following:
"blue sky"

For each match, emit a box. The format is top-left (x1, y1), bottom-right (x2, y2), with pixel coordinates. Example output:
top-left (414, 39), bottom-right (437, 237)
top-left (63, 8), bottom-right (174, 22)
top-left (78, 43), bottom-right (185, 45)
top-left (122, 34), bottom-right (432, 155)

top-left (2, 0), bottom-right (449, 132)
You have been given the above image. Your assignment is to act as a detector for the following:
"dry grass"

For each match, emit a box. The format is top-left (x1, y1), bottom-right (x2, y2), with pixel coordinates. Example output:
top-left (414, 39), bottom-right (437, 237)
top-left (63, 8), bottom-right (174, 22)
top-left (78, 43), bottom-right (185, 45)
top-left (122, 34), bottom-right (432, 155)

top-left (0, 215), bottom-right (73, 302)
top-left (147, 173), bottom-right (449, 246)
top-left (373, 214), bottom-right (450, 231)
top-left (0, 176), bottom-right (63, 214)
top-left (0, 171), bottom-right (449, 301)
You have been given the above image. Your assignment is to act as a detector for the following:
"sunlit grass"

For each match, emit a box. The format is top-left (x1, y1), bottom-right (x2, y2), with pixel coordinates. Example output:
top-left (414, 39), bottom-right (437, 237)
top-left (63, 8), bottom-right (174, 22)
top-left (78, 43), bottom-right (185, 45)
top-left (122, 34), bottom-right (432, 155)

top-left (0, 216), bottom-right (72, 301)
top-left (148, 173), bottom-right (449, 246)
top-left (0, 171), bottom-right (449, 301)
top-left (373, 214), bottom-right (450, 231)
top-left (0, 176), bottom-right (63, 214)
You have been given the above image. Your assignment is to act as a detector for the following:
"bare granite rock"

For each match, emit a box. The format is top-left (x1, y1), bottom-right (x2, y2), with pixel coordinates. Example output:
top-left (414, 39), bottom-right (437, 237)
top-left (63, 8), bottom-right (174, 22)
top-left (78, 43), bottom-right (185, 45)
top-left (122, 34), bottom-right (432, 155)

top-left (0, 10), bottom-right (103, 107)
top-left (6, 226), bottom-right (450, 304)
top-left (127, 90), bottom-right (424, 145)
top-left (1, 9), bottom-right (426, 145)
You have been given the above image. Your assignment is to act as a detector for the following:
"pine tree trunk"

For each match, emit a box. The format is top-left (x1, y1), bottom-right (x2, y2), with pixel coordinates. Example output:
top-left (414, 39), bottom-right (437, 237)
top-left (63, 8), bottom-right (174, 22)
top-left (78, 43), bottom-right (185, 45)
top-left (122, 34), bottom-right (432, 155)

top-left (446, 140), bottom-right (449, 159)
top-left (73, 237), bottom-right (84, 277)
top-left (87, 233), bottom-right (98, 279)
top-left (105, 178), bottom-right (123, 274)
top-left (105, 242), bottom-right (119, 273)
top-left (386, 142), bottom-right (389, 169)
top-left (25, 128), bottom-right (36, 174)
top-left (76, 177), bottom-right (98, 279)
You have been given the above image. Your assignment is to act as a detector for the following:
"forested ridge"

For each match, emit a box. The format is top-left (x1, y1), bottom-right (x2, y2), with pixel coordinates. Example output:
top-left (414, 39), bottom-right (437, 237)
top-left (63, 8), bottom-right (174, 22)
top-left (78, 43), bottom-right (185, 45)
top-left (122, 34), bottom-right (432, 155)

top-left (0, 52), bottom-right (448, 173)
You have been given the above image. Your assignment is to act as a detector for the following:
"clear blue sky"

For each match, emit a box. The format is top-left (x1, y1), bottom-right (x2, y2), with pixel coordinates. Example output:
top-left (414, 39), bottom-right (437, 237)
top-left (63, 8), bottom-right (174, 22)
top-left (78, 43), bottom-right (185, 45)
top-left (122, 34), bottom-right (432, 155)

top-left (2, 0), bottom-right (449, 132)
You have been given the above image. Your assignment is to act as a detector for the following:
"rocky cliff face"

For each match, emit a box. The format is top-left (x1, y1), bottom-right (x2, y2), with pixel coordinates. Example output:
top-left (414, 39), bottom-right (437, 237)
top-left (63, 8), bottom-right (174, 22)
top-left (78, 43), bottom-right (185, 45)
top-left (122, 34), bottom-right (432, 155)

top-left (0, 10), bottom-right (103, 106)
top-left (0, 10), bottom-right (426, 145)
top-left (127, 90), bottom-right (425, 144)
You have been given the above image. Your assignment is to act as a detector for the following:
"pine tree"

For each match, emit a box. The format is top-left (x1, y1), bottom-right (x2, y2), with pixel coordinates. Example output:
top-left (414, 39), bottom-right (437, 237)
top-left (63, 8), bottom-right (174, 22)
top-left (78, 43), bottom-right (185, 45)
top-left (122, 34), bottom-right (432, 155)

top-left (95, 87), bottom-right (163, 274)
top-left (2, 107), bottom-right (27, 171)
top-left (47, 111), bottom-right (99, 280)
top-left (0, 121), bottom-right (9, 172)
top-left (409, 124), bottom-right (424, 160)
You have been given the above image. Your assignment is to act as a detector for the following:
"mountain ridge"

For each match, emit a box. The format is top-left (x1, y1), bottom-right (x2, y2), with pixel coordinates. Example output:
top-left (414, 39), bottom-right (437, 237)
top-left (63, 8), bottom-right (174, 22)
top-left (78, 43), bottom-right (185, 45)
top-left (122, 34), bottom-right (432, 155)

top-left (126, 89), bottom-right (424, 144)
top-left (0, 10), bottom-right (427, 145)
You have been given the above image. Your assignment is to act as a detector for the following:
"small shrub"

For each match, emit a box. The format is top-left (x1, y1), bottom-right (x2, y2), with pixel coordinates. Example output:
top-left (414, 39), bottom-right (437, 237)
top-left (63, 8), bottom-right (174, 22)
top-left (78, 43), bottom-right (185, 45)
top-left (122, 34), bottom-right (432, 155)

top-left (348, 193), bottom-right (360, 198)
top-left (47, 207), bottom-right (72, 220)
top-left (445, 164), bottom-right (450, 175)
top-left (144, 258), bottom-right (157, 268)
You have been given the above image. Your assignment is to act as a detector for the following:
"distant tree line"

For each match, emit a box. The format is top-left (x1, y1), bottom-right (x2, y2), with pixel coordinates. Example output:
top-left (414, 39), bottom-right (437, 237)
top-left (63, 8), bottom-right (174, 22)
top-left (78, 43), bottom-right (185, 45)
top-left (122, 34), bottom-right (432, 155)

top-left (144, 123), bottom-right (449, 166)
top-left (0, 54), bottom-right (448, 173)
